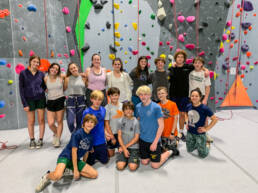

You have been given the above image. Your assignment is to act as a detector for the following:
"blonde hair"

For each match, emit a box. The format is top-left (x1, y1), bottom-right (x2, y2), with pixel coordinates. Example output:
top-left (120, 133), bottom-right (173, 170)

top-left (82, 114), bottom-right (98, 127)
top-left (136, 85), bottom-right (151, 96)
top-left (90, 90), bottom-right (104, 100)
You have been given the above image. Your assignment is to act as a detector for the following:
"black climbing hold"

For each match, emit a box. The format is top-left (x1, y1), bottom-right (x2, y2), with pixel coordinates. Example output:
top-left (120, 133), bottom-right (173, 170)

top-left (109, 44), bottom-right (117, 53)
top-left (198, 26), bottom-right (204, 32)
top-left (241, 22), bottom-right (252, 30)
top-left (215, 38), bottom-right (221, 43)
top-left (194, 0), bottom-right (200, 7)
top-left (129, 56), bottom-right (132, 59)
top-left (215, 2), bottom-right (219, 5)
top-left (81, 43), bottom-right (90, 52)
top-left (224, 2), bottom-right (230, 8)
top-left (202, 22), bottom-right (208, 27)
top-left (85, 22), bottom-right (90, 29)
top-left (90, 0), bottom-right (97, 4)
top-left (241, 44), bottom-right (249, 52)
top-left (106, 21), bottom-right (111, 29)
top-left (97, 33), bottom-right (100, 36)
top-left (229, 32), bottom-right (235, 40)
top-left (94, 3), bottom-right (103, 9)
top-left (209, 53), bottom-right (213, 56)
top-left (101, 0), bottom-right (108, 5)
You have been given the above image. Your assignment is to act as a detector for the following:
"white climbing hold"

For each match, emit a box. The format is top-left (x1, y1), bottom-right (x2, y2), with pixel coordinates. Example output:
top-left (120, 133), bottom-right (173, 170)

top-left (157, 7), bottom-right (166, 21)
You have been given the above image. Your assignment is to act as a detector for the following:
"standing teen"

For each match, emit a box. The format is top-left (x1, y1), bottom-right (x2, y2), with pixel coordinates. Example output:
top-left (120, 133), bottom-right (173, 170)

top-left (44, 63), bottom-right (66, 147)
top-left (106, 58), bottom-right (132, 103)
top-left (64, 62), bottom-right (87, 133)
top-left (19, 55), bottom-right (46, 149)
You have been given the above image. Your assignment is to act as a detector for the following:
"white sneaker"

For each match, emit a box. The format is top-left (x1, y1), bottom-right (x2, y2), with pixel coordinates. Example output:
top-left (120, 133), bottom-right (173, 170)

top-left (52, 136), bottom-right (57, 145)
top-left (54, 138), bottom-right (60, 148)
top-left (35, 173), bottom-right (51, 192)
top-left (63, 168), bottom-right (73, 176)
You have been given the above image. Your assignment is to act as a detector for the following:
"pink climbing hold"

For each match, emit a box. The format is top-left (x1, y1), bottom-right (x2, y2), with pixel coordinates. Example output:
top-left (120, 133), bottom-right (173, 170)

top-left (146, 55), bottom-right (151, 60)
top-left (246, 61), bottom-right (250, 65)
top-left (169, 46), bottom-right (173, 51)
top-left (185, 44), bottom-right (195, 50)
top-left (62, 7), bottom-right (70, 15)
top-left (132, 50), bottom-right (138, 55)
top-left (159, 41), bottom-right (163, 46)
top-left (170, 0), bottom-right (174, 5)
top-left (210, 97), bottom-right (215, 100)
top-left (218, 97), bottom-right (223, 100)
top-left (198, 51), bottom-right (205, 56)
top-left (186, 58), bottom-right (194, 64)
top-left (29, 50), bottom-right (35, 56)
top-left (226, 20), bottom-right (232, 27)
top-left (70, 49), bottom-right (75, 56)
top-left (61, 68), bottom-right (65, 72)
top-left (178, 34), bottom-right (184, 42)
top-left (183, 32), bottom-right (187, 36)
top-left (177, 16), bottom-right (185, 23)
top-left (222, 34), bottom-right (227, 41)
top-left (208, 61), bottom-right (213, 65)
top-left (64, 53), bottom-right (69, 58)
top-left (57, 53), bottom-right (62, 57)
top-left (237, 4), bottom-right (241, 8)
top-left (141, 41), bottom-right (146, 46)
top-left (59, 60), bottom-right (63, 64)
top-left (232, 56), bottom-right (238, 61)
top-left (215, 100), bottom-right (219, 104)
top-left (15, 63), bottom-right (25, 74)
top-left (176, 48), bottom-right (181, 52)
top-left (256, 100), bottom-right (258, 103)
top-left (209, 71), bottom-right (214, 78)
top-left (186, 16), bottom-right (195, 23)
top-left (6, 63), bottom-right (11, 68)
top-left (66, 26), bottom-right (71, 33)
top-left (166, 41), bottom-right (170, 45)
top-left (219, 47), bottom-right (224, 53)
top-left (0, 114), bottom-right (6, 119)
top-left (254, 61), bottom-right (258, 65)
top-left (240, 65), bottom-right (246, 70)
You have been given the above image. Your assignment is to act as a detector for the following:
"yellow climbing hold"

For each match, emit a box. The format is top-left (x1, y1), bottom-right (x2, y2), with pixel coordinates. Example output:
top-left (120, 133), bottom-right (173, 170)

top-left (232, 26), bottom-right (235, 30)
top-left (115, 41), bottom-right (120, 47)
top-left (124, 51), bottom-right (128, 55)
top-left (226, 30), bottom-right (230, 34)
top-left (160, 54), bottom-right (166, 59)
top-left (124, 60), bottom-right (128, 64)
top-left (220, 42), bottom-right (224, 49)
top-left (8, 80), bottom-right (13, 84)
top-left (168, 63), bottom-right (172, 68)
top-left (114, 23), bottom-right (120, 30)
top-left (132, 22), bottom-right (138, 31)
top-left (114, 3), bottom-right (120, 10)
top-left (226, 39), bottom-right (230, 43)
top-left (109, 54), bottom-right (115, 60)
top-left (250, 65), bottom-right (254, 70)
top-left (115, 32), bottom-right (121, 38)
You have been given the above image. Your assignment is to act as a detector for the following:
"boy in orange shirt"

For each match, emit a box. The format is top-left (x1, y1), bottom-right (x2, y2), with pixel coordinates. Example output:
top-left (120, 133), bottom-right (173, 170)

top-left (157, 87), bottom-right (180, 156)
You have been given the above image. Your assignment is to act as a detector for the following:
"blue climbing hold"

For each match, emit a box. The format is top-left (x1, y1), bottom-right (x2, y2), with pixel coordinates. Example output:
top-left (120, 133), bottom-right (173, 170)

top-left (0, 59), bottom-right (7, 66)
top-left (0, 101), bottom-right (5, 108)
top-left (120, 47), bottom-right (123, 51)
top-left (101, 28), bottom-right (105, 32)
top-left (27, 4), bottom-right (37, 12)
top-left (128, 46), bottom-right (133, 52)
top-left (120, 38), bottom-right (124, 41)
top-left (124, 24), bottom-right (128, 27)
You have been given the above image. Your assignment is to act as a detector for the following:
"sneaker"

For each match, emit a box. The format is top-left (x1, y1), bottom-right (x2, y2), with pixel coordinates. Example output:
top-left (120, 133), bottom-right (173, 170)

top-left (29, 139), bottom-right (36, 149)
top-left (172, 148), bottom-right (180, 156)
top-left (36, 139), bottom-right (43, 149)
top-left (54, 138), bottom-right (60, 148)
top-left (63, 168), bottom-right (73, 176)
top-left (180, 133), bottom-right (186, 142)
top-left (52, 135), bottom-right (57, 145)
top-left (35, 172), bottom-right (51, 192)
top-left (206, 134), bottom-right (214, 143)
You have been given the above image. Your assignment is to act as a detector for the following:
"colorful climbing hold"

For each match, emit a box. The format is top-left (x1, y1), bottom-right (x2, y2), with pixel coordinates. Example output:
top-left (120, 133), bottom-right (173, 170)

top-left (15, 63), bottom-right (25, 74)
top-left (129, 0), bottom-right (132, 4)
top-left (27, 4), bottom-right (37, 12)
top-left (198, 51), bottom-right (205, 56)
top-left (70, 49), bottom-right (75, 56)
top-left (115, 41), bottom-right (120, 47)
top-left (0, 59), bottom-right (7, 66)
top-left (132, 22), bottom-right (137, 30)
top-left (8, 80), bottom-right (13, 85)
top-left (178, 34), bottom-right (184, 42)
top-left (18, 50), bottom-right (23, 57)
top-left (160, 54), bottom-right (166, 59)
top-left (150, 13), bottom-right (156, 20)
top-left (186, 16), bottom-right (195, 23)
top-left (132, 50), bottom-right (139, 55)
top-left (159, 41), bottom-right (163, 46)
top-left (39, 59), bottom-right (51, 72)
top-left (222, 34), bottom-right (227, 41)
top-left (114, 23), bottom-right (120, 30)
top-left (6, 63), bottom-right (11, 68)
top-left (29, 50), bottom-right (35, 57)
top-left (246, 51), bottom-right (252, 57)
top-left (0, 101), bottom-right (5, 108)
top-left (177, 16), bottom-right (185, 23)
top-left (109, 54), bottom-right (115, 60)
top-left (114, 3), bottom-right (120, 9)
top-left (62, 7), bottom-right (70, 15)
top-left (141, 41), bottom-right (146, 46)
top-left (115, 32), bottom-right (121, 38)
top-left (0, 114), bottom-right (6, 119)
top-left (185, 44), bottom-right (195, 50)
top-left (66, 26), bottom-right (71, 33)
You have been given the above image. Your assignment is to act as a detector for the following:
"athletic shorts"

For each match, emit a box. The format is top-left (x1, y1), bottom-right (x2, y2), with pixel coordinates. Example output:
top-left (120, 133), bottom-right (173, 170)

top-left (107, 134), bottom-right (120, 149)
top-left (116, 148), bottom-right (140, 164)
top-left (57, 157), bottom-right (86, 172)
top-left (86, 143), bottom-right (109, 165)
top-left (47, 96), bottom-right (66, 112)
top-left (27, 98), bottom-right (46, 111)
top-left (139, 139), bottom-right (162, 163)
top-left (170, 97), bottom-right (189, 112)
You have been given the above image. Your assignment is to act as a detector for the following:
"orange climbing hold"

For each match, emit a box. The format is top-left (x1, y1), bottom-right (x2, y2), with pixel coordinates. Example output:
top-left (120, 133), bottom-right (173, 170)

top-left (234, 39), bottom-right (238, 44)
top-left (22, 36), bottom-right (26, 41)
top-left (248, 26), bottom-right (252, 31)
top-left (246, 51), bottom-right (252, 57)
top-left (235, 12), bottom-right (241, 17)
top-left (220, 75), bottom-right (253, 107)
top-left (38, 59), bottom-right (51, 72)
top-left (18, 50), bottom-right (23, 56)
top-left (253, 13), bottom-right (256, 16)
top-left (50, 50), bottom-right (54, 57)
top-left (244, 30), bottom-right (248, 35)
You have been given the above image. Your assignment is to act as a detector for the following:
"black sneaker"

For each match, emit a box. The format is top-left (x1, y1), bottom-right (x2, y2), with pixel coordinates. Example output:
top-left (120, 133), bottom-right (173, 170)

top-left (29, 139), bottom-right (36, 149)
top-left (172, 148), bottom-right (180, 156)
top-left (36, 139), bottom-right (43, 149)
top-left (180, 133), bottom-right (186, 142)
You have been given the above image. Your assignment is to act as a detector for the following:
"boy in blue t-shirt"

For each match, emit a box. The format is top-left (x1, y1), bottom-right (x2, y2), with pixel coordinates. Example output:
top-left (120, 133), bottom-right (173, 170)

top-left (81, 90), bottom-right (108, 165)
top-left (135, 86), bottom-right (174, 169)
top-left (186, 88), bottom-right (218, 158)
top-left (35, 114), bottom-right (98, 192)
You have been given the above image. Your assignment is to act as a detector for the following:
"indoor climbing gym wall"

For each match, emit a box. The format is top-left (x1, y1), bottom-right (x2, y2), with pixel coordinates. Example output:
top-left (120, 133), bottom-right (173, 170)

top-left (1, 0), bottom-right (257, 130)
top-left (214, 0), bottom-right (258, 109)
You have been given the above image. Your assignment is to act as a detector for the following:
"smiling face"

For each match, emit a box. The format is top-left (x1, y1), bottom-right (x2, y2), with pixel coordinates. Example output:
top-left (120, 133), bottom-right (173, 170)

top-left (49, 64), bottom-right (60, 76)
top-left (175, 54), bottom-right (185, 66)
top-left (123, 107), bottom-right (133, 118)
top-left (156, 60), bottom-right (165, 71)
top-left (110, 93), bottom-right (119, 104)
top-left (69, 63), bottom-right (79, 76)
top-left (30, 58), bottom-right (40, 71)
top-left (157, 89), bottom-right (167, 102)
top-left (83, 120), bottom-right (95, 133)
top-left (112, 60), bottom-right (122, 72)
top-left (193, 60), bottom-right (203, 71)
top-left (138, 93), bottom-right (151, 105)
top-left (139, 58), bottom-right (148, 70)
top-left (190, 91), bottom-right (201, 105)
top-left (91, 97), bottom-right (103, 109)
top-left (92, 55), bottom-right (101, 68)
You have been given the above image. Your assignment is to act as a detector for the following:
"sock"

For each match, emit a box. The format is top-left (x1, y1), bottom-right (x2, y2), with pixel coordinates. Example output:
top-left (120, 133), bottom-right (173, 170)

top-left (30, 138), bottom-right (35, 141)
top-left (39, 138), bottom-right (43, 141)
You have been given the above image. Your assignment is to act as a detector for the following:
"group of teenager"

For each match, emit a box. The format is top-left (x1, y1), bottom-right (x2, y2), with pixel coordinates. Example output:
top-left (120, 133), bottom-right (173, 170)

top-left (18, 50), bottom-right (218, 192)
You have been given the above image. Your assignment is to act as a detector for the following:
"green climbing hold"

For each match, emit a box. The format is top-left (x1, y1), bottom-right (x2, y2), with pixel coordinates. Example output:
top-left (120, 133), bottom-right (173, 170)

top-left (129, 38), bottom-right (132, 41)
top-left (152, 24), bottom-right (154, 28)
top-left (142, 33), bottom-right (146, 37)
top-left (146, 47), bottom-right (150, 51)
top-left (151, 51), bottom-right (154, 55)
top-left (139, 10), bottom-right (142, 14)
top-left (150, 14), bottom-right (155, 20)
top-left (129, 0), bottom-right (132, 4)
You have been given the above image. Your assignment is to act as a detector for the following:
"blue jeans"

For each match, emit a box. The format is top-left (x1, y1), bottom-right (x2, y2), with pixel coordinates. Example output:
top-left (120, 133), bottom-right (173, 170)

top-left (66, 95), bottom-right (86, 133)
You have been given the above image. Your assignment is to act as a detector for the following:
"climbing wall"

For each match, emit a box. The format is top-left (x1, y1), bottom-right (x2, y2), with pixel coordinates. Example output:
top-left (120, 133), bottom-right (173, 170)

top-left (1, 0), bottom-right (239, 130)
top-left (214, 0), bottom-right (258, 109)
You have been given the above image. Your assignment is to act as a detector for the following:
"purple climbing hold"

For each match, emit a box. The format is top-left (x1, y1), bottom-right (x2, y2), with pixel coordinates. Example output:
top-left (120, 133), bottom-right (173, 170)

top-left (241, 22), bottom-right (252, 30)
top-left (222, 63), bottom-right (229, 70)
top-left (242, 1), bottom-right (254, 12)
top-left (229, 32), bottom-right (235, 40)
top-left (241, 44), bottom-right (249, 52)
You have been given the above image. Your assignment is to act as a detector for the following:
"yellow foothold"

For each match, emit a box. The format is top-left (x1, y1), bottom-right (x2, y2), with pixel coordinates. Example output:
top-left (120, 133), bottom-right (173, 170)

top-left (114, 3), bottom-right (120, 9)
top-left (160, 54), bottom-right (166, 59)
top-left (114, 23), bottom-right (120, 30)
top-left (214, 72), bottom-right (217, 80)
top-left (114, 32), bottom-right (121, 38)
top-left (220, 42), bottom-right (224, 49)
top-left (124, 51), bottom-right (128, 55)
top-left (232, 26), bottom-right (235, 30)
top-left (226, 30), bottom-right (230, 34)
top-left (226, 39), bottom-right (230, 43)
top-left (109, 54), bottom-right (115, 60)
top-left (250, 65), bottom-right (254, 70)
top-left (115, 41), bottom-right (120, 47)
top-left (168, 63), bottom-right (172, 68)
top-left (8, 80), bottom-right (13, 84)
top-left (132, 22), bottom-right (138, 31)
top-left (124, 60), bottom-right (128, 64)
